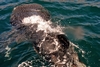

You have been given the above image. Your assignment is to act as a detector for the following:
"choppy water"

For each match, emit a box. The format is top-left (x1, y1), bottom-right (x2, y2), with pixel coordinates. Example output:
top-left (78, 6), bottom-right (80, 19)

top-left (0, 0), bottom-right (100, 67)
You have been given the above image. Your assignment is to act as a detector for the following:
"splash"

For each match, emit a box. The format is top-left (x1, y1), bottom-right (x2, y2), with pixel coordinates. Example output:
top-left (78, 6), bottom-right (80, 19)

top-left (22, 15), bottom-right (64, 34)
top-left (18, 61), bottom-right (33, 67)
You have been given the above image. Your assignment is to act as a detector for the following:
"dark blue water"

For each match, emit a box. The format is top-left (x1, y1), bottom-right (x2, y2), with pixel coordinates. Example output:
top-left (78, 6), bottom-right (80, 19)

top-left (0, 0), bottom-right (100, 67)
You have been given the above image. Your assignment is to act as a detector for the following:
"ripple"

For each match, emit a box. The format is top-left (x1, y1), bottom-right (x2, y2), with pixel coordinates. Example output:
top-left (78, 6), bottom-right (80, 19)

top-left (0, 1), bottom-right (100, 67)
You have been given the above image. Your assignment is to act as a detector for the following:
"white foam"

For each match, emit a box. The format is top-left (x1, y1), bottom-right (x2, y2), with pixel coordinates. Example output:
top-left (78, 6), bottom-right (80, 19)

top-left (18, 61), bottom-right (33, 67)
top-left (5, 46), bottom-right (11, 57)
top-left (22, 15), bottom-right (63, 34)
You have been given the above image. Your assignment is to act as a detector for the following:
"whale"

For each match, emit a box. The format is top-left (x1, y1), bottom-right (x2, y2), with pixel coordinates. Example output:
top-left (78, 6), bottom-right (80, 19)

top-left (10, 3), bottom-right (86, 67)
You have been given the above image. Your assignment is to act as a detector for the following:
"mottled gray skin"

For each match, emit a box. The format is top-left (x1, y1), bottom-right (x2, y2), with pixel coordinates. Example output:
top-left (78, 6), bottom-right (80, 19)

top-left (10, 4), bottom-right (86, 67)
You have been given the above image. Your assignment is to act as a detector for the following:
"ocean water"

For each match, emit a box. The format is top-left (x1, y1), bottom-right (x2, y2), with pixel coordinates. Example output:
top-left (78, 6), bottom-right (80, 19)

top-left (0, 0), bottom-right (100, 67)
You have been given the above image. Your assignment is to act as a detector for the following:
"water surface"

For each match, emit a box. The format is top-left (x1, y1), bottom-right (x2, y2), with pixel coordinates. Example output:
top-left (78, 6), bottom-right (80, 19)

top-left (0, 0), bottom-right (100, 67)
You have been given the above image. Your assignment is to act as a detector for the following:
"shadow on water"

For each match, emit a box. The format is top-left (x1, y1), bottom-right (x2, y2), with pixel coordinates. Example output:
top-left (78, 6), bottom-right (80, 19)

top-left (0, 0), bottom-right (100, 67)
